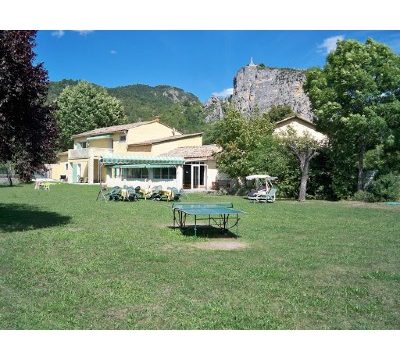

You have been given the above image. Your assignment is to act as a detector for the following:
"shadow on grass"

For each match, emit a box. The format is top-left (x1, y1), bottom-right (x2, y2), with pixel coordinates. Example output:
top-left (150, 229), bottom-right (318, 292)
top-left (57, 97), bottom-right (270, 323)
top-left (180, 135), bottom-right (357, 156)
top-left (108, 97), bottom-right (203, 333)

top-left (168, 225), bottom-right (239, 239)
top-left (0, 203), bottom-right (71, 232)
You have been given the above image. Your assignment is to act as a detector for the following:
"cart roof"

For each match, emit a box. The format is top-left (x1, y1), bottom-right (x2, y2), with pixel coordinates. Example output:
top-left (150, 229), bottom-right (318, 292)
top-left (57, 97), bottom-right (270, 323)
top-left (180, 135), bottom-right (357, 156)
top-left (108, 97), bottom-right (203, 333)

top-left (246, 175), bottom-right (278, 180)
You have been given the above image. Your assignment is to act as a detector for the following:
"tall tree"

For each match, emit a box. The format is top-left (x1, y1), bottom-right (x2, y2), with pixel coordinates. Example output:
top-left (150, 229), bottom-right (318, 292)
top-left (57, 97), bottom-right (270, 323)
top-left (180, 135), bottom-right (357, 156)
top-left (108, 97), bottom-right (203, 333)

top-left (55, 81), bottom-right (127, 150)
top-left (0, 31), bottom-right (57, 183)
top-left (280, 128), bottom-right (326, 201)
top-left (305, 38), bottom-right (400, 196)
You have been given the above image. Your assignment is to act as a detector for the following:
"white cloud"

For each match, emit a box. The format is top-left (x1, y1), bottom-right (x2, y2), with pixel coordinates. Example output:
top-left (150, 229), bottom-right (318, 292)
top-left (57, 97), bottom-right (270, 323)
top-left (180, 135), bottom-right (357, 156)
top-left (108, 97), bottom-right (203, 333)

top-left (74, 30), bottom-right (94, 36)
top-left (318, 35), bottom-right (345, 54)
top-left (51, 30), bottom-right (65, 38)
top-left (212, 88), bottom-right (233, 98)
top-left (110, 50), bottom-right (117, 55)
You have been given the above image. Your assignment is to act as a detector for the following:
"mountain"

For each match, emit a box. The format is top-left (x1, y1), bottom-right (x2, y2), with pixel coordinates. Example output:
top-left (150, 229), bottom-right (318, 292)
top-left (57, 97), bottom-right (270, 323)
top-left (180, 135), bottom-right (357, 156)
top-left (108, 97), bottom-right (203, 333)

top-left (48, 80), bottom-right (206, 133)
top-left (204, 62), bottom-right (313, 122)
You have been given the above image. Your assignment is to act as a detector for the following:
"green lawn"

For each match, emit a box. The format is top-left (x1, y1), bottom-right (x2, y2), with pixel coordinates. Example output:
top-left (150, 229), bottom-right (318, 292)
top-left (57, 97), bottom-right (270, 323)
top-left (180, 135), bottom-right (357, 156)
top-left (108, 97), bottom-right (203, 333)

top-left (0, 183), bottom-right (399, 329)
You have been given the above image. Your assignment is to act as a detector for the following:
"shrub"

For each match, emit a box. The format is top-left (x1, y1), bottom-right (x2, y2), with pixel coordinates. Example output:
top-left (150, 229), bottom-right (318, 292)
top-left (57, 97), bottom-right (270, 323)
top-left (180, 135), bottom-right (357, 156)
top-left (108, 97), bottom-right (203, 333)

top-left (216, 187), bottom-right (229, 196)
top-left (353, 190), bottom-right (376, 202)
top-left (366, 173), bottom-right (400, 202)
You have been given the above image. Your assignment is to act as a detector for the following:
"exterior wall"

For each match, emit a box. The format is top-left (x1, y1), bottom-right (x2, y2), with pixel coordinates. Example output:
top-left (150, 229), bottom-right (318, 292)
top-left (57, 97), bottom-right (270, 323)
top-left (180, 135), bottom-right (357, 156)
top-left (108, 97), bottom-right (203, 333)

top-left (150, 136), bottom-right (203, 156)
top-left (274, 120), bottom-right (326, 142)
top-left (205, 159), bottom-right (219, 190)
top-left (88, 137), bottom-right (113, 149)
top-left (68, 160), bottom-right (88, 183)
top-left (126, 122), bottom-right (181, 144)
top-left (49, 154), bottom-right (68, 180)
top-left (48, 163), bottom-right (62, 180)
top-left (112, 133), bottom-right (128, 154)
top-left (126, 144), bottom-right (152, 155)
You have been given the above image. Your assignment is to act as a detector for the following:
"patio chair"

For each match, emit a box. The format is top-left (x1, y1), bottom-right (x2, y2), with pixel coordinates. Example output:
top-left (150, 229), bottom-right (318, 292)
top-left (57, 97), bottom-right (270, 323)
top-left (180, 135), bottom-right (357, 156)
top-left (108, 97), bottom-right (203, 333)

top-left (107, 186), bottom-right (122, 201)
top-left (247, 189), bottom-right (266, 202)
top-left (254, 187), bottom-right (277, 203)
top-left (247, 185), bottom-right (265, 199)
top-left (150, 185), bottom-right (163, 200)
top-left (126, 186), bottom-right (139, 201)
top-left (133, 186), bottom-right (152, 200)
top-left (169, 187), bottom-right (182, 201)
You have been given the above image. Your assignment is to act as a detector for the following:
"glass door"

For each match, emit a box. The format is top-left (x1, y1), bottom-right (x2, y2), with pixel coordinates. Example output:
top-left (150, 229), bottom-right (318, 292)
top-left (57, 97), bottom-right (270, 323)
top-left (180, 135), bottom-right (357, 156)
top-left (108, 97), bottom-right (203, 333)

top-left (183, 165), bottom-right (191, 189)
top-left (192, 165), bottom-right (200, 188)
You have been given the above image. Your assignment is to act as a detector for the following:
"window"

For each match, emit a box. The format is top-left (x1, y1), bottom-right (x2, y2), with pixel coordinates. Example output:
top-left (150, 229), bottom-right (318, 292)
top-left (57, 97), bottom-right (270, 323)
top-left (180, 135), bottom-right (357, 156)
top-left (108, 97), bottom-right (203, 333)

top-left (125, 168), bottom-right (148, 179)
top-left (80, 141), bottom-right (87, 149)
top-left (119, 134), bottom-right (126, 142)
top-left (153, 167), bottom-right (176, 180)
top-left (65, 163), bottom-right (68, 170)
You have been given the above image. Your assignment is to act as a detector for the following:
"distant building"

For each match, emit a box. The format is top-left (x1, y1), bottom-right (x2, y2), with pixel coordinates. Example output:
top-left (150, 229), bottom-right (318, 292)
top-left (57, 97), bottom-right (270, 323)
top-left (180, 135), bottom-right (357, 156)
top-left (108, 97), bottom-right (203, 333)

top-left (273, 115), bottom-right (327, 142)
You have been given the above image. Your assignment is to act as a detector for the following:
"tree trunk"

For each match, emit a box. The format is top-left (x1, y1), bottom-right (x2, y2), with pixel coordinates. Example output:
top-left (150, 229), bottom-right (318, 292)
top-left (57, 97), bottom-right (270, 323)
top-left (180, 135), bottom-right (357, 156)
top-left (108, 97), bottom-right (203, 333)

top-left (298, 157), bottom-right (309, 202)
top-left (357, 142), bottom-right (366, 191)
top-left (6, 163), bottom-right (13, 187)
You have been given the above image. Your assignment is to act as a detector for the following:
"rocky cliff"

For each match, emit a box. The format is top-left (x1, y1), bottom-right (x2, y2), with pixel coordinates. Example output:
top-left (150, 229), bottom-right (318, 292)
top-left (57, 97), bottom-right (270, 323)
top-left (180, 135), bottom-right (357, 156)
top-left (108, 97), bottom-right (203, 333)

top-left (231, 64), bottom-right (313, 120)
top-left (204, 63), bottom-right (314, 122)
top-left (203, 95), bottom-right (227, 123)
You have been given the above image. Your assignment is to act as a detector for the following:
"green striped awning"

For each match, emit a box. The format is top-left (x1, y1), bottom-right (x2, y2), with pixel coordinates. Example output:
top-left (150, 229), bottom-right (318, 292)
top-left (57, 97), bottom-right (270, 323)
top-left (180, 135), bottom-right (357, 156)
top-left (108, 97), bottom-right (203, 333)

top-left (113, 164), bottom-right (176, 169)
top-left (87, 134), bottom-right (113, 141)
top-left (100, 154), bottom-right (184, 166)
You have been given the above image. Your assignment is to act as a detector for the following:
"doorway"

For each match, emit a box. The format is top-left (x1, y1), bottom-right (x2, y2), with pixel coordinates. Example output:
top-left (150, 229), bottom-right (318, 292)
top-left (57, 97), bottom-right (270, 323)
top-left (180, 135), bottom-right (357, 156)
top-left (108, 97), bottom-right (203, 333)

top-left (183, 165), bottom-right (191, 189)
top-left (183, 162), bottom-right (206, 190)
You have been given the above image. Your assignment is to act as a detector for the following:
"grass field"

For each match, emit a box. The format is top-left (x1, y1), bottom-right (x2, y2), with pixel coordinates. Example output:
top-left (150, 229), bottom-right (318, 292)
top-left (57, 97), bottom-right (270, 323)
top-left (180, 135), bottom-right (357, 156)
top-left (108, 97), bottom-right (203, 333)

top-left (0, 183), bottom-right (399, 329)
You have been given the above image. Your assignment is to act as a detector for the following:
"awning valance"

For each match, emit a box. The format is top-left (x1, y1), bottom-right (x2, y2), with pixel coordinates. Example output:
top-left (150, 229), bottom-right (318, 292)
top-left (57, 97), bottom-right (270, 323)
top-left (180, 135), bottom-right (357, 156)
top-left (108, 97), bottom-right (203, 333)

top-left (100, 154), bottom-right (184, 166)
top-left (87, 134), bottom-right (113, 141)
top-left (113, 164), bottom-right (177, 169)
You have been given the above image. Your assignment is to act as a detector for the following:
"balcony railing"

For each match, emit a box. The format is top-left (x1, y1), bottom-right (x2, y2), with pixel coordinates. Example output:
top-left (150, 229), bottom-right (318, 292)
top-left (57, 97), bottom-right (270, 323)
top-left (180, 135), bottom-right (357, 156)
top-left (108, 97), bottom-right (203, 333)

top-left (68, 147), bottom-right (113, 160)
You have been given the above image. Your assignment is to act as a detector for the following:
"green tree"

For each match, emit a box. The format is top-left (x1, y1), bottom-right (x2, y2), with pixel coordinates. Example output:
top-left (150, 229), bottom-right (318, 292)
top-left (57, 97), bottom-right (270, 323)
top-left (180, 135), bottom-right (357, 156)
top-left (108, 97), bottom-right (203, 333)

top-left (55, 81), bottom-right (127, 150)
top-left (213, 108), bottom-right (275, 184)
top-left (280, 128), bottom-right (326, 201)
top-left (266, 104), bottom-right (295, 123)
top-left (305, 38), bottom-right (400, 196)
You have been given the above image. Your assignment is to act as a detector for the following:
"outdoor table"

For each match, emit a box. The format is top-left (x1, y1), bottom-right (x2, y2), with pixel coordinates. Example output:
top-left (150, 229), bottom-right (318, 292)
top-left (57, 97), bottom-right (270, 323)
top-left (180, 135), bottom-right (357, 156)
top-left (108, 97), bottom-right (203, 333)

top-left (171, 202), bottom-right (244, 237)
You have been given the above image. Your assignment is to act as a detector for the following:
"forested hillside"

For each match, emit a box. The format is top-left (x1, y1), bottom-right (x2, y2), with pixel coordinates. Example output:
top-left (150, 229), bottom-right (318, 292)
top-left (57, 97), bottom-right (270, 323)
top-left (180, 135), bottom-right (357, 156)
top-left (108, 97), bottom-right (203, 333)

top-left (48, 80), bottom-right (206, 133)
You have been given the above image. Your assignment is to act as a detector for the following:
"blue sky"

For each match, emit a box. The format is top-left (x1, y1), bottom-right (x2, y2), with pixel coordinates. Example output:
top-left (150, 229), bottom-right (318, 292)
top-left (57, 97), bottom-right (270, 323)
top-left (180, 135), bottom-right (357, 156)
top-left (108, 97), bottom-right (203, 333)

top-left (36, 30), bottom-right (400, 102)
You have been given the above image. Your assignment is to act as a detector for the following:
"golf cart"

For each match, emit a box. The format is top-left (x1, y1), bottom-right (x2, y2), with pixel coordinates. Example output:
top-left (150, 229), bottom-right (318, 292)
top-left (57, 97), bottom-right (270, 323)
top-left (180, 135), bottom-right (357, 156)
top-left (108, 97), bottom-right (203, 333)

top-left (246, 174), bottom-right (278, 203)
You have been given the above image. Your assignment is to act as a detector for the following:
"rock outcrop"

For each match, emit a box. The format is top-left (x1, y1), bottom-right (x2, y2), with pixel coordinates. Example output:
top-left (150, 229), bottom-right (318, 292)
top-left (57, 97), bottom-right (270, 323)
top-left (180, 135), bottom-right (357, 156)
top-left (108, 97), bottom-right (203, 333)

top-left (231, 63), bottom-right (313, 120)
top-left (203, 95), bottom-right (225, 123)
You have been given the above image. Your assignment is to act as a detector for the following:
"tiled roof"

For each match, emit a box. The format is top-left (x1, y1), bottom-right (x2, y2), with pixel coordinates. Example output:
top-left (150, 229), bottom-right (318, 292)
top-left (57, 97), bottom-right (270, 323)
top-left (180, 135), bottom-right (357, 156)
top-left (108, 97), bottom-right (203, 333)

top-left (161, 144), bottom-right (222, 159)
top-left (71, 119), bottom-right (160, 139)
top-left (128, 132), bottom-right (203, 146)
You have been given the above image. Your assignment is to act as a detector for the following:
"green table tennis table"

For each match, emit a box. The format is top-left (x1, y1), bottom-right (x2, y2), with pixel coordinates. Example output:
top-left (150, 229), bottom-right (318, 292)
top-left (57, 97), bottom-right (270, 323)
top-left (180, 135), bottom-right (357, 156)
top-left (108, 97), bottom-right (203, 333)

top-left (172, 202), bottom-right (244, 237)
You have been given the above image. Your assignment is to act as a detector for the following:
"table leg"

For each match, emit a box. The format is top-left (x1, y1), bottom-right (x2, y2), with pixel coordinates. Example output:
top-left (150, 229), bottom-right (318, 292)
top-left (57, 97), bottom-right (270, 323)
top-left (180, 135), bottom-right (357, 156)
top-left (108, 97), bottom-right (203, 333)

top-left (236, 213), bottom-right (239, 238)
